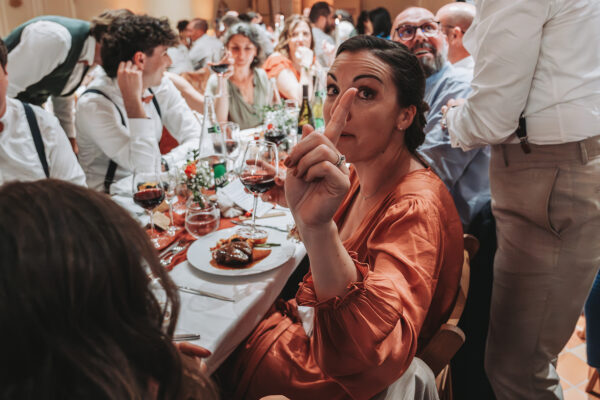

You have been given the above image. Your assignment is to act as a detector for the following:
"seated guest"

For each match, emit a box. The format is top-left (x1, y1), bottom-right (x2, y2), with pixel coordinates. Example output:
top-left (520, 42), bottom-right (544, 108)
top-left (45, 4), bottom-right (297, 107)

top-left (220, 36), bottom-right (463, 399)
top-left (263, 15), bottom-right (315, 103)
top-left (391, 7), bottom-right (489, 228)
top-left (0, 38), bottom-right (85, 186)
top-left (167, 19), bottom-right (194, 74)
top-left (308, 2), bottom-right (336, 67)
top-left (435, 2), bottom-right (476, 77)
top-left (76, 14), bottom-right (205, 193)
top-left (356, 10), bottom-right (373, 35)
top-left (5, 9), bottom-right (132, 154)
top-left (369, 7), bottom-right (393, 39)
top-left (188, 18), bottom-right (224, 70)
top-left (207, 23), bottom-right (270, 129)
top-left (0, 179), bottom-right (217, 399)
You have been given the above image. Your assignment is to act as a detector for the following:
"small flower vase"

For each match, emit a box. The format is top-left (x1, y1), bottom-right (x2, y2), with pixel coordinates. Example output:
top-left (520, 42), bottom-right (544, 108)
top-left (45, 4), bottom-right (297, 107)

top-left (184, 197), bottom-right (220, 239)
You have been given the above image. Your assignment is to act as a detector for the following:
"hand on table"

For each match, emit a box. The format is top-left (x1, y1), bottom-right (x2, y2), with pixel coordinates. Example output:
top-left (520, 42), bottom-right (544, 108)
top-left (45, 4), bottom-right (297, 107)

top-left (283, 88), bottom-right (356, 229)
top-left (174, 341), bottom-right (211, 374)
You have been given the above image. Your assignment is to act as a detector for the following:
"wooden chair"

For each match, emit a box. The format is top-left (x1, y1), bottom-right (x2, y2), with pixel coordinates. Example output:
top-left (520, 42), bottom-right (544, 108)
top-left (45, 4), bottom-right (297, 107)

top-left (417, 234), bottom-right (479, 399)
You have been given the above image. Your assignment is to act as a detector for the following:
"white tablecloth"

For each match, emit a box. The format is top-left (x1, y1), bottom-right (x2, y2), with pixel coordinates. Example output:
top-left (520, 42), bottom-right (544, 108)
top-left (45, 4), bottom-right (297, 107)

top-left (113, 193), bottom-right (305, 375)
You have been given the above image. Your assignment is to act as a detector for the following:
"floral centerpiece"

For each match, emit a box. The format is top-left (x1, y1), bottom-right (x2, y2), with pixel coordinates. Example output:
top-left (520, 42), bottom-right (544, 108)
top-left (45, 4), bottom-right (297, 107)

top-left (182, 149), bottom-right (212, 208)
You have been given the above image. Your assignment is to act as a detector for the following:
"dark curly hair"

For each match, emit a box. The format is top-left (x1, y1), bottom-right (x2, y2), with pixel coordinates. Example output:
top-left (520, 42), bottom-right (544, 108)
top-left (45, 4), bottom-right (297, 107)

top-left (336, 35), bottom-right (429, 154)
top-left (101, 14), bottom-right (177, 78)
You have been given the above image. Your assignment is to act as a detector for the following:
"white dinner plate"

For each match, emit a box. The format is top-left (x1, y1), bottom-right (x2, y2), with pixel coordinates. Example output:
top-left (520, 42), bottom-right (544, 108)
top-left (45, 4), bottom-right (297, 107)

top-left (187, 227), bottom-right (295, 277)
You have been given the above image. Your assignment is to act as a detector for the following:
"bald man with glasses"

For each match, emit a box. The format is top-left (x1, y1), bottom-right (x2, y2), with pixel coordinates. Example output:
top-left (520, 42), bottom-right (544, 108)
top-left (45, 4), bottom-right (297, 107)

top-left (391, 7), bottom-right (490, 231)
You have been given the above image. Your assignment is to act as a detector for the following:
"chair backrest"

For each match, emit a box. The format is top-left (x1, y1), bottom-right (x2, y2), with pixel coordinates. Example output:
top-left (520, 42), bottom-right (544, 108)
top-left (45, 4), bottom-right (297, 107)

top-left (417, 234), bottom-right (478, 377)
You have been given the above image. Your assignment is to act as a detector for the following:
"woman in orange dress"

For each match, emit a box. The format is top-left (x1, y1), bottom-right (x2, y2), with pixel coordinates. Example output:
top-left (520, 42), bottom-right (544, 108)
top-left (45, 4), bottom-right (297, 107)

top-left (221, 36), bottom-right (463, 400)
top-left (263, 14), bottom-right (315, 103)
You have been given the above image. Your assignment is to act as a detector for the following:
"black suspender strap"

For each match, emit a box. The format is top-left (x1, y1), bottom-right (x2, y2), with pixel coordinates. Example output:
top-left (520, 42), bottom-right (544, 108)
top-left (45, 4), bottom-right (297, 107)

top-left (81, 88), bottom-right (163, 193)
top-left (515, 113), bottom-right (531, 154)
top-left (83, 88), bottom-right (126, 126)
top-left (148, 88), bottom-right (162, 118)
top-left (22, 102), bottom-right (50, 178)
top-left (81, 88), bottom-right (125, 193)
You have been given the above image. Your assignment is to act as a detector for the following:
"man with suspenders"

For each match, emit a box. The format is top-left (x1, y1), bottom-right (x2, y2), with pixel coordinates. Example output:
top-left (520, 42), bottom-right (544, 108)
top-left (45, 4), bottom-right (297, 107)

top-left (0, 38), bottom-right (85, 186)
top-left (4, 10), bottom-right (132, 156)
top-left (76, 14), bottom-right (205, 193)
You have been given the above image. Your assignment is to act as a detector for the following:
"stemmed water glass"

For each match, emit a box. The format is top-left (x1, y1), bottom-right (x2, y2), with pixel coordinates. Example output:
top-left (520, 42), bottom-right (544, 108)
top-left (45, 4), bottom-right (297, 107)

top-left (219, 121), bottom-right (241, 171)
top-left (237, 140), bottom-right (279, 241)
top-left (161, 169), bottom-right (179, 236)
top-left (132, 167), bottom-right (165, 248)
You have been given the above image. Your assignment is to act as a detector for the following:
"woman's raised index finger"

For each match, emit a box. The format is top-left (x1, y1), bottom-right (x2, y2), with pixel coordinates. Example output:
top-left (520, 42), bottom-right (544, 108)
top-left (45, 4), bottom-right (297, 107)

top-left (325, 88), bottom-right (357, 145)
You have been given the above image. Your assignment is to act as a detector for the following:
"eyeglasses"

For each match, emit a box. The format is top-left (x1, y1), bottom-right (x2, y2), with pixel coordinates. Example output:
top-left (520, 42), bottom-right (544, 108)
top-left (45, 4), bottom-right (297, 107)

top-left (394, 21), bottom-right (440, 41)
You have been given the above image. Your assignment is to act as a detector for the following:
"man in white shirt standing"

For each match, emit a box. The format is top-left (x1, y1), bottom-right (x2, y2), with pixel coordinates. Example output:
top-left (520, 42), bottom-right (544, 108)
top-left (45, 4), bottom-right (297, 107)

top-left (76, 14), bottom-right (203, 193)
top-left (4, 10), bottom-right (131, 155)
top-left (0, 38), bottom-right (85, 186)
top-left (435, 2), bottom-right (475, 77)
top-left (309, 2), bottom-right (336, 67)
top-left (444, 1), bottom-right (600, 398)
top-left (188, 18), bottom-right (224, 70)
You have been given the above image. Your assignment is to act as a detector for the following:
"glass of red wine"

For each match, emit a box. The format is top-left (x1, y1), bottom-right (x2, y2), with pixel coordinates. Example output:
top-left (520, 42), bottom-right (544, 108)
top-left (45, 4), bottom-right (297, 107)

top-left (210, 47), bottom-right (230, 98)
top-left (237, 140), bottom-right (278, 241)
top-left (132, 168), bottom-right (165, 248)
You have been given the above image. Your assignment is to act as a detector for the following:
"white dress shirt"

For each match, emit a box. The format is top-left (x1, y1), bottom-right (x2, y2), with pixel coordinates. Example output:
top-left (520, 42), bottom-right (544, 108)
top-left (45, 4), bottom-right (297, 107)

top-left (167, 44), bottom-right (194, 74)
top-left (452, 55), bottom-right (474, 78)
top-left (0, 98), bottom-right (86, 185)
top-left (7, 20), bottom-right (95, 139)
top-left (76, 70), bottom-right (204, 192)
top-left (447, 0), bottom-right (600, 151)
top-left (189, 34), bottom-right (224, 70)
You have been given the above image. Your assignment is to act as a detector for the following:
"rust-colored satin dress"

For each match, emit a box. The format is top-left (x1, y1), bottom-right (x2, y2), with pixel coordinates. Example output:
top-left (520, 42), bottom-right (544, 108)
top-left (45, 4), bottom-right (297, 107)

top-left (223, 168), bottom-right (463, 400)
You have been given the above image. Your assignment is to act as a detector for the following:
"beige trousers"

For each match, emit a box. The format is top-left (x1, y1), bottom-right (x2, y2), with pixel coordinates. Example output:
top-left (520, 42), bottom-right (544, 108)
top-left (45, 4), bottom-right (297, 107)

top-left (486, 139), bottom-right (600, 399)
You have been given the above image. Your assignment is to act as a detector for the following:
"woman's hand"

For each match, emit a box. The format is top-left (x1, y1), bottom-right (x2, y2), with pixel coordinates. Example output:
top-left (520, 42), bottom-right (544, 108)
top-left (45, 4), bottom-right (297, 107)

top-left (207, 51), bottom-right (235, 80)
top-left (174, 341), bottom-right (211, 374)
top-left (284, 88), bottom-right (357, 229)
top-left (294, 46), bottom-right (314, 70)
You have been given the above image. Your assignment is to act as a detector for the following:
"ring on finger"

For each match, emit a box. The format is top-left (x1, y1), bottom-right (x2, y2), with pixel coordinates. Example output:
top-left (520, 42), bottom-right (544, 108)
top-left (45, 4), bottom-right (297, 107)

top-left (334, 153), bottom-right (346, 168)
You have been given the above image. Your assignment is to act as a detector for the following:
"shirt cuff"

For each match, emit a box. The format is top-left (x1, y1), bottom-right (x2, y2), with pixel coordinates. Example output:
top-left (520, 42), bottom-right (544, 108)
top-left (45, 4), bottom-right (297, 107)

top-left (447, 106), bottom-right (475, 151)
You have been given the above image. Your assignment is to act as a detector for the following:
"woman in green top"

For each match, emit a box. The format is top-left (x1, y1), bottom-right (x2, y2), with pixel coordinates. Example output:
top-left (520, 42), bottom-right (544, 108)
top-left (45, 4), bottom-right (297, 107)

top-left (208, 23), bottom-right (271, 129)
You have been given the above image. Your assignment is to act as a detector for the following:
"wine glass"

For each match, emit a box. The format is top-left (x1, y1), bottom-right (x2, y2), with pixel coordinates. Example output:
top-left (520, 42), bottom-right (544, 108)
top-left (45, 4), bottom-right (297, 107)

top-left (237, 140), bottom-right (279, 241)
top-left (185, 201), bottom-right (221, 239)
top-left (132, 168), bottom-right (165, 248)
top-left (210, 47), bottom-right (229, 98)
top-left (161, 169), bottom-right (179, 236)
top-left (219, 121), bottom-right (241, 170)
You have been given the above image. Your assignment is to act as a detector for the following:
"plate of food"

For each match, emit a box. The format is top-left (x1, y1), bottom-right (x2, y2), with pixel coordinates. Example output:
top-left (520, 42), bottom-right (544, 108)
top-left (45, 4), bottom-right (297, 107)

top-left (186, 227), bottom-right (295, 276)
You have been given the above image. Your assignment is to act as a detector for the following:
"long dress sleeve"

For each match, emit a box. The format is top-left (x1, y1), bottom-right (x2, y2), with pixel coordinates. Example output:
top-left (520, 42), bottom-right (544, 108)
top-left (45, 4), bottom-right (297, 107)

top-left (296, 197), bottom-right (451, 399)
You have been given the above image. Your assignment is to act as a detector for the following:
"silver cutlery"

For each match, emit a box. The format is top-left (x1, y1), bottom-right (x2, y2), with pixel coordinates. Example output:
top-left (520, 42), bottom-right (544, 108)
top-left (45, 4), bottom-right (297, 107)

top-left (159, 240), bottom-right (193, 267)
top-left (177, 285), bottom-right (235, 302)
top-left (231, 220), bottom-right (288, 233)
top-left (173, 333), bottom-right (201, 341)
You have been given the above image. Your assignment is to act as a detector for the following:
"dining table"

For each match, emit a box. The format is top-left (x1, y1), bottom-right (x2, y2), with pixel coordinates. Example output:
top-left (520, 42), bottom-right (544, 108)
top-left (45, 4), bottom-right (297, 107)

top-left (112, 192), bottom-right (306, 375)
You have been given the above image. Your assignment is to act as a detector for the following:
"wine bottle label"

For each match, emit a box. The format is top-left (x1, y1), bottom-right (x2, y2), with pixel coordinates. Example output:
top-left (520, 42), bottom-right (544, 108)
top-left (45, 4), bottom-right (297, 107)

top-left (213, 161), bottom-right (227, 188)
top-left (314, 118), bottom-right (325, 130)
top-left (208, 125), bottom-right (221, 134)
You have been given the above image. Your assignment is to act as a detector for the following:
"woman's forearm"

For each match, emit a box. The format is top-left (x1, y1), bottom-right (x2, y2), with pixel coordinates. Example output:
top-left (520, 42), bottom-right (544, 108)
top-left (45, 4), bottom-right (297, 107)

top-left (300, 221), bottom-right (360, 301)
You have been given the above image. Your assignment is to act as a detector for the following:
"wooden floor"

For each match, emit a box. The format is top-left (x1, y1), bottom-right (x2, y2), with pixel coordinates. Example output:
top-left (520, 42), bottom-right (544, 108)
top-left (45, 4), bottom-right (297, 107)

top-left (558, 315), bottom-right (600, 399)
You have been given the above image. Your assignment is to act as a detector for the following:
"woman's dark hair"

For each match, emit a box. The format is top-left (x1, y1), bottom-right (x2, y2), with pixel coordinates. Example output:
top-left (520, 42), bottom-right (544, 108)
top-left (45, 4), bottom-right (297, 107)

top-left (274, 14), bottom-right (315, 59)
top-left (356, 10), bottom-right (370, 35)
top-left (336, 36), bottom-right (429, 153)
top-left (0, 180), bottom-right (216, 399)
top-left (368, 7), bottom-right (392, 38)
top-left (223, 22), bottom-right (265, 69)
top-left (101, 14), bottom-right (178, 78)
top-left (176, 19), bottom-right (189, 33)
